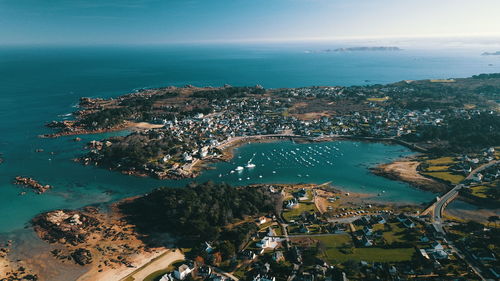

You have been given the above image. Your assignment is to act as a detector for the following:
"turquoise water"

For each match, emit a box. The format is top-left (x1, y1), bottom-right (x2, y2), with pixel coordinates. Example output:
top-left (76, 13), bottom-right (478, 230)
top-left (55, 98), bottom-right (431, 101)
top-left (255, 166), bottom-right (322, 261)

top-left (1, 45), bottom-right (499, 234)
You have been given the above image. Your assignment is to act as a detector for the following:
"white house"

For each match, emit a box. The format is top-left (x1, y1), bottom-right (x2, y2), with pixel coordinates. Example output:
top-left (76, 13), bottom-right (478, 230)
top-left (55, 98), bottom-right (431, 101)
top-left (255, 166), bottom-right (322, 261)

top-left (174, 264), bottom-right (194, 280)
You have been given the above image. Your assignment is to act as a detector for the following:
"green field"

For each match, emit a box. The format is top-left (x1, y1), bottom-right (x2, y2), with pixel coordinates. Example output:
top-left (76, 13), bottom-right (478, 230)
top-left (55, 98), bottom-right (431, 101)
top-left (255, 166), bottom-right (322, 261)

top-left (426, 157), bottom-right (456, 165)
top-left (423, 171), bottom-right (464, 184)
top-left (470, 185), bottom-right (489, 198)
top-left (314, 235), bottom-right (414, 263)
top-left (283, 202), bottom-right (317, 222)
top-left (425, 165), bottom-right (450, 172)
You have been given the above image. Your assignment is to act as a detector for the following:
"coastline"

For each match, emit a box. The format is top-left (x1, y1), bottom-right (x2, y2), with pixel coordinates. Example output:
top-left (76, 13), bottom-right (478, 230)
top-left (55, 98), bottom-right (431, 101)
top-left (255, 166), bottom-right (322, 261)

top-left (370, 157), bottom-right (449, 194)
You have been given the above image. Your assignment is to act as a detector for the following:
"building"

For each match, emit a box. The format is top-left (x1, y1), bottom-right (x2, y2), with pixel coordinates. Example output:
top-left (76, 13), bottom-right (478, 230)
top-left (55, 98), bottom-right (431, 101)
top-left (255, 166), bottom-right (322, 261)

top-left (174, 264), bottom-right (194, 280)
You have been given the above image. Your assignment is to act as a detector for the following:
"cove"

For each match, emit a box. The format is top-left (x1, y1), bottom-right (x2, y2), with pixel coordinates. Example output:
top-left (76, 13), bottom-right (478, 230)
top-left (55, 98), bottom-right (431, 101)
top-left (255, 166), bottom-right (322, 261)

top-left (0, 137), bottom-right (435, 233)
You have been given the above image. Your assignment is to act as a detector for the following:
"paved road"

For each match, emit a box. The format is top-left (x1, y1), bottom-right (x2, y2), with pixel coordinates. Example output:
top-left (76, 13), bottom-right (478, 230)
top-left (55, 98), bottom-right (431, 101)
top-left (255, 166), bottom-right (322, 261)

top-left (429, 160), bottom-right (498, 281)
top-left (432, 160), bottom-right (499, 232)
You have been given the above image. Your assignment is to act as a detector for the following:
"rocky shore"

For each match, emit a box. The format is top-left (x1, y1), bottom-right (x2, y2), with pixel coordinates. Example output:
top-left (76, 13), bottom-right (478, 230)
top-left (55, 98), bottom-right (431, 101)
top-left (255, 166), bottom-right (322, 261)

top-left (30, 206), bottom-right (164, 278)
top-left (0, 240), bottom-right (38, 281)
top-left (13, 176), bottom-right (52, 194)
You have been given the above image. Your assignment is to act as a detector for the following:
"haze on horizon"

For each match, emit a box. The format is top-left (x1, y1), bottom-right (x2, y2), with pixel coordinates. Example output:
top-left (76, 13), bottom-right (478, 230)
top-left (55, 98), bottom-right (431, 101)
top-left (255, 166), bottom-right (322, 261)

top-left (1, 0), bottom-right (500, 46)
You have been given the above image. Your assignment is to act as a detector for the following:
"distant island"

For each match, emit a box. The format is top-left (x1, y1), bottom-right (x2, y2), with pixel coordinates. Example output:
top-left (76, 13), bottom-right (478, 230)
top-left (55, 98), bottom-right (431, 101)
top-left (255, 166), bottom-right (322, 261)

top-left (482, 51), bottom-right (500, 56)
top-left (331, 46), bottom-right (401, 52)
top-left (304, 46), bottom-right (402, 54)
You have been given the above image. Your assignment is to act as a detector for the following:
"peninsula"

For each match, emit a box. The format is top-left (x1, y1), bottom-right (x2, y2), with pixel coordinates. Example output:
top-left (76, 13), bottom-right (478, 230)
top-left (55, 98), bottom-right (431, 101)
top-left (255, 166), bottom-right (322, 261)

top-left (44, 75), bottom-right (500, 201)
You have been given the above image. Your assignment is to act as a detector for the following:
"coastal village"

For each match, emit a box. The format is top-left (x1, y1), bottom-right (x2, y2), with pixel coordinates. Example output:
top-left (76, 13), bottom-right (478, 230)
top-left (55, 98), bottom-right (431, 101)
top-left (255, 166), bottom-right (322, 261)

top-left (43, 75), bottom-right (500, 187)
top-left (2, 75), bottom-right (499, 281)
top-left (3, 182), bottom-right (496, 281)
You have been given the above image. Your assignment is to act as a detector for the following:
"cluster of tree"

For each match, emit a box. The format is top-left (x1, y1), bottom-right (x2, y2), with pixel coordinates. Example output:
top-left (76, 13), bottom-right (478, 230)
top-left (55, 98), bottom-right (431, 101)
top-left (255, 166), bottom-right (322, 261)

top-left (78, 107), bottom-right (135, 129)
top-left (96, 132), bottom-right (183, 169)
top-left (472, 73), bottom-right (500, 79)
top-left (120, 182), bottom-right (277, 245)
top-left (402, 113), bottom-right (500, 153)
top-left (191, 86), bottom-right (265, 100)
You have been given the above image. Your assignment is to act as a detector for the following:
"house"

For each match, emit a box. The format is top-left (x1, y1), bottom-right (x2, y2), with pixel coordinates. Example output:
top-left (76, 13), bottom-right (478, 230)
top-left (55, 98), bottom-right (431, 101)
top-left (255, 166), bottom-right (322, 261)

top-left (433, 250), bottom-right (449, 260)
top-left (257, 216), bottom-right (268, 224)
top-left (285, 198), bottom-right (299, 209)
top-left (362, 236), bottom-right (373, 247)
top-left (472, 250), bottom-right (497, 262)
top-left (489, 267), bottom-right (500, 279)
top-left (430, 241), bottom-right (444, 251)
top-left (397, 214), bottom-right (407, 222)
top-left (273, 251), bottom-right (285, 262)
top-left (159, 273), bottom-right (174, 281)
top-left (198, 266), bottom-right (212, 277)
top-left (292, 247), bottom-right (303, 263)
top-left (419, 249), bottom-right (430, 260)
top-left (257, 236), bottom-right (278, 249)
top-left (402, 219), bottom-right (415, 228)
top-left (373, 215), bottom-right (386, 224)
top-left (208, 275), bottom-right (229, 281)
top-left (299, 224), bottom-right (309, 233)
top-left (363, 226), bottom-right (373, 236)
top-left (205, 242), bottom-right (214, 253)
top-left (253, 274), bottom-right (276, 281)
top-left (174, 264), bottom-right (194, 280)
top-left (419, 236), bottom-right (430, 243)
top-left (471, 173), bottom-right (483, 182)
top-left (242, 250), bottom-right (257, 260)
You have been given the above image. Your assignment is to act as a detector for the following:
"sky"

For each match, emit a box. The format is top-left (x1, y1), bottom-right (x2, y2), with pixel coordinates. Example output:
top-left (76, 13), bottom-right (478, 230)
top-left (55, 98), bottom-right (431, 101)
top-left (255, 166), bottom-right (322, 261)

top-left (1, 0), bottom-right (500, 45)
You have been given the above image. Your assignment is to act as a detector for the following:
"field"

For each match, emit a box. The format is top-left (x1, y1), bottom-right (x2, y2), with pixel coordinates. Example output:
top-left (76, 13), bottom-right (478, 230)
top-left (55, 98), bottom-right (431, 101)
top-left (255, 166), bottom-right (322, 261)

top-left (367, 96), bottom-right (389, 102)
top-left (314, 235), bottom-right (414, 263)
top-left (374, 223), bottom-right (406, 243)
top-left (425, 156), bottom-right (456, 166)
top-left (283, 202), bottom-right (317, 222)
top-left (422, 171), bottom-right (465, 184)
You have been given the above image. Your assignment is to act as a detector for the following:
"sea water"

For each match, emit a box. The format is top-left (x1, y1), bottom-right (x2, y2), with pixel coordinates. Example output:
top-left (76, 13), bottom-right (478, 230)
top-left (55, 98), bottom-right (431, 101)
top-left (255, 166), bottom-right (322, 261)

top-left (1, 44), bottom-right (499, 233)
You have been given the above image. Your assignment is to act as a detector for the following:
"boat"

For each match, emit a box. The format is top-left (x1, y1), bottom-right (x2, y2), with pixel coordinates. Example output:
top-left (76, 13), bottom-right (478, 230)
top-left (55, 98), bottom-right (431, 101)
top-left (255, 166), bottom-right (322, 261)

top-left (235, 166), bottom-right (244, 171)
top-left (246, 163), bottom-right (256, 168)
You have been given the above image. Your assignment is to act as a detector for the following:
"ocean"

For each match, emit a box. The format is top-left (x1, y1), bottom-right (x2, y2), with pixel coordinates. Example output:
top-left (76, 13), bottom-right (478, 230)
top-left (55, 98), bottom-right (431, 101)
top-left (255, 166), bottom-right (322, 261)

top-left (0, 44), bottom-right (499, 235)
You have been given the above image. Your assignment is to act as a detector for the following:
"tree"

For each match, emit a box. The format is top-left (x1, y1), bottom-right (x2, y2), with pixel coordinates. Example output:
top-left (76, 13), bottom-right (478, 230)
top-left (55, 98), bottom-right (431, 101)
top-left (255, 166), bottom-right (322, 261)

top-left (218, 240), bottom-right (236, 259)
top-left (487, 216), bottom-right (499, 228)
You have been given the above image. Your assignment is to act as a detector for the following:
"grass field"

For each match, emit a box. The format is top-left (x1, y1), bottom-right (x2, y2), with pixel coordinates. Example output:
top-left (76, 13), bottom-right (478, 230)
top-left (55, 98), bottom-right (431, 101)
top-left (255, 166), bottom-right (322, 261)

top-left (381, 223), bottom-right (406, 243)
top-left (314, 235), bottom-right (414, 263)
top-left (470, 185), bottom-right (489, 198)
top-left (423, 171), bottom-right (464, 184)
top-left (426, 157), bottom-right (455, 166)
top-left (283, 202), bottom-right (317, 222)
top-left (425, 165), bottom-right (450, 172)
top-left (367, 96), bottom-right (389, 102)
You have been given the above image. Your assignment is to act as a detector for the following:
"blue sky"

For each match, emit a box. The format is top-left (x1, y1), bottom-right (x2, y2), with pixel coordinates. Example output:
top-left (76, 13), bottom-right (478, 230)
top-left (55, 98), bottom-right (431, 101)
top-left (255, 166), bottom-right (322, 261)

top-left (1, 0), bottom-right (500, 45)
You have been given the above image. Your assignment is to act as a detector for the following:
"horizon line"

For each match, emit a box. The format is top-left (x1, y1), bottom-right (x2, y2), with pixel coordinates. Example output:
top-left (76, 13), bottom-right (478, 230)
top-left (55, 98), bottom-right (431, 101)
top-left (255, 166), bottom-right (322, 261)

top-left (2, 33), bottom-right (500, 47)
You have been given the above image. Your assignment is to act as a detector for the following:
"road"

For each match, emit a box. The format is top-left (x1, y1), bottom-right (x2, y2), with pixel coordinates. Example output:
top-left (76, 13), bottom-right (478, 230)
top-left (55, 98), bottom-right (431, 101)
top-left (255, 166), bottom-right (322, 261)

top-left (432, 160), bottom-right (499, 232)
top-left (428, 160), bottom-right (498, 281)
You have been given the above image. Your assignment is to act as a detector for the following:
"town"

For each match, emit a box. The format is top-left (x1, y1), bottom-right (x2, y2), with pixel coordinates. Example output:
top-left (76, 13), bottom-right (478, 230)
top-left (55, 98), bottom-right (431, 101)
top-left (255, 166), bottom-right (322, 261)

top-left (118, 183), bottom-right (499, 281)
top-left (46, 74), bottom-right (500, 186)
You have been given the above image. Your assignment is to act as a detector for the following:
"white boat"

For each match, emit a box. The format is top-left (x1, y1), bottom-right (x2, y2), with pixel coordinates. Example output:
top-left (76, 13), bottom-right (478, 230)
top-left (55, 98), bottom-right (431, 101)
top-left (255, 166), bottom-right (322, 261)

top-left (235, 166), bottom-right (244, 171)
top-left (246, 163), bottom-right (256, 168)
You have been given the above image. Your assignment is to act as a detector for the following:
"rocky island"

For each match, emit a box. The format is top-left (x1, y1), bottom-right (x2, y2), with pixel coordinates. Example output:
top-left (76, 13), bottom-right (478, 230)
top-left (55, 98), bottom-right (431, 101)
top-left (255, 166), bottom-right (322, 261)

top-left (482, 51), bottom-right (500, 56)
top-left (13, 176), bottom-right (52, 194)
top-left (332, 46), bottom-right (401, 52)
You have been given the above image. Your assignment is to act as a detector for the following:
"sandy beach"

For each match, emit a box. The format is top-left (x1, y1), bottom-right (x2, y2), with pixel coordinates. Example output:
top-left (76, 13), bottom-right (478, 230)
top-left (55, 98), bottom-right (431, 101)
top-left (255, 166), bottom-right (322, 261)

top-left (77, 248), bottom-right (184, 281)
top-left (372, 159), bottom-right (449, 193)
